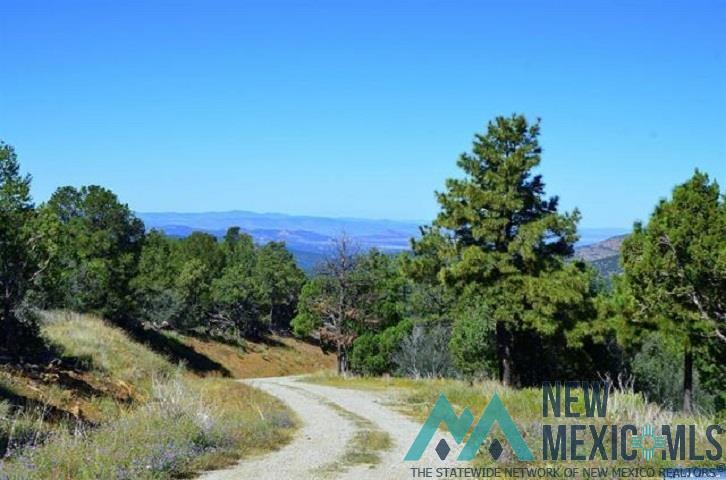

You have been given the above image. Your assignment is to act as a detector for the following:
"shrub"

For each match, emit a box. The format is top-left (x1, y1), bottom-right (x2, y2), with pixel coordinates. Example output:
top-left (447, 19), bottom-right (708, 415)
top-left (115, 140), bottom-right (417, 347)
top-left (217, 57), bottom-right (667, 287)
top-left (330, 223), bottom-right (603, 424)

top-left (449, 305), bottom-right (497, 379)
top-left (349, 319), bottom-right (412, 375)
top-left (393, 323), bottom-right (457, 378)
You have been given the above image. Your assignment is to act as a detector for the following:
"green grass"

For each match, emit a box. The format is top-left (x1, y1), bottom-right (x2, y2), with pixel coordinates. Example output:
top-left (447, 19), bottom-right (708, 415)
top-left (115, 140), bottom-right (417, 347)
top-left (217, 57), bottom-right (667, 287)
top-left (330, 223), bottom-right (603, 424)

top-left (305, 372), bottom-right (724, 471)
top-left (320, 401), bottom-right (391, 473)
top-left (342, 430), bottom-right (391, 466)
top-left (0, 312), bottom-right (298, 479)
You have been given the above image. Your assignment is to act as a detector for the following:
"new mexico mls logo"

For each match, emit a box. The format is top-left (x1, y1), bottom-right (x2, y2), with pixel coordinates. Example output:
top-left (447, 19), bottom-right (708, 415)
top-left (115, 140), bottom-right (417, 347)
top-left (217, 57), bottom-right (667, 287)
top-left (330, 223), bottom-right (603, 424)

top-left (405, 393), bottom-right (534, 461)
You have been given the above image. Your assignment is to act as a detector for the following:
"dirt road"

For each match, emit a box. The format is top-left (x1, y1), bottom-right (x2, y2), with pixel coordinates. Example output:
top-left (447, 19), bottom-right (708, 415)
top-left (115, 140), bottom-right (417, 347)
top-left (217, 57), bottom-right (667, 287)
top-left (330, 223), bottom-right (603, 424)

top-left (198, 376), bottom-right (461, 480)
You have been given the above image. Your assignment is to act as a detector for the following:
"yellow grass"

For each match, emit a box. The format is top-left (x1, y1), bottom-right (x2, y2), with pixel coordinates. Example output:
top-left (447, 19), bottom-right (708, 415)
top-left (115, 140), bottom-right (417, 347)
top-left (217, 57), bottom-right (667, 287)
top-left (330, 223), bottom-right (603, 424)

top-left (0, 311), bottom-right (305, 479)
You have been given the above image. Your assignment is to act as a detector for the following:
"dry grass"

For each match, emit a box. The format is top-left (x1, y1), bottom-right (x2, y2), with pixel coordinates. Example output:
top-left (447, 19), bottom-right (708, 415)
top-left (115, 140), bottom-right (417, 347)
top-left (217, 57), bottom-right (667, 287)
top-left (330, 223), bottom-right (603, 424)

top-left (0, 375), bottom-right (296, 479)
top-left (0, 312), bottom-right (302, 479)
top-left (0, 311), bottom-right (173, 424)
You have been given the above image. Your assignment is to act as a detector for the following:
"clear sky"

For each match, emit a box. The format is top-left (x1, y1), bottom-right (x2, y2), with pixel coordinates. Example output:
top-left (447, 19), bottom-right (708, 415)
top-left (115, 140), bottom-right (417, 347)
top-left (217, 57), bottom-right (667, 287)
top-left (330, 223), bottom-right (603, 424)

top-left (1, 0), bottom-right (724, 228)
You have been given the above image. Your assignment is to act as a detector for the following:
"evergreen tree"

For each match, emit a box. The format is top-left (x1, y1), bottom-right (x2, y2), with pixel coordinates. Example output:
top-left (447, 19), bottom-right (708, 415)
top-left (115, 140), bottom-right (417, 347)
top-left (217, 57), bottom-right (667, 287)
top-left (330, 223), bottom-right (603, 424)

top-left (38, 185), bottom-right (145, 324)
top-left (411, 114), bottom-right (593, 385)
top-left (0, 142), bottom-right (45, 351)
top-left (253, 242), bottom-right (306, 329)
top-left (209, 228), bottom-right (261, 336)
top-left (176, 232), bottom-right (225, 330)
top-left (618, 171), bottom-right (725, 412)
top-left (131, 230), bottom-right (183, 328)
top-left (210, 261), bottom-right (263, 336)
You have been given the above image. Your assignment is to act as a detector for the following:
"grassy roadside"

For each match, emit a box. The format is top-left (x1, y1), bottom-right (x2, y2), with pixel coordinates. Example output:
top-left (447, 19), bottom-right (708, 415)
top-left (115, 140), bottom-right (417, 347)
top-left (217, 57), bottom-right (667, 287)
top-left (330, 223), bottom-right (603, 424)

top-left (0, 377), bottom-right (295, 479)
top-left (304, 373), bottom-right (724, 471)
top-left (0, 312), bottom-right (317, 479)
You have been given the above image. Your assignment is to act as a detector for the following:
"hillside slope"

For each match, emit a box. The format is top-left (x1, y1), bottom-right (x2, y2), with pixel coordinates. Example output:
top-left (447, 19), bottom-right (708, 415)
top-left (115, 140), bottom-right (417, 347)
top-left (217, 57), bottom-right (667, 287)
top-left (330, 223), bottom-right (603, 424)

top-left (574, 233), bottom-right (627, 261)
top-left (0, 312), bottom-right (332, 479)
top-left (172, 333), bottom-right (335, 379)
top-left (574, 234), bottom-right (627, 278)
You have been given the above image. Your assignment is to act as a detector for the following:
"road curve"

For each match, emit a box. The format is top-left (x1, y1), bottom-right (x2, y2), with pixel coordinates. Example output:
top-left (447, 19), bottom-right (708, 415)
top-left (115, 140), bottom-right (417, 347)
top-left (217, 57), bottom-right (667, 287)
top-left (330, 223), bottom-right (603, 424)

top-left (198, 376), bottom-right (462, 480)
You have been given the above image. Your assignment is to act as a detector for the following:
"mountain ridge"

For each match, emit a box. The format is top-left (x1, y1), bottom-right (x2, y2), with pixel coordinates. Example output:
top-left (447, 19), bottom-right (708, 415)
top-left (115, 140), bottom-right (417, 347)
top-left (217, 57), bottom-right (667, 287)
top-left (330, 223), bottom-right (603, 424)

top-left (574, 234), bottom-right (628, 278)
top-left (573, 234), bottom-right (628, 261)
top-left (137, 210), bottom-right (628, 272)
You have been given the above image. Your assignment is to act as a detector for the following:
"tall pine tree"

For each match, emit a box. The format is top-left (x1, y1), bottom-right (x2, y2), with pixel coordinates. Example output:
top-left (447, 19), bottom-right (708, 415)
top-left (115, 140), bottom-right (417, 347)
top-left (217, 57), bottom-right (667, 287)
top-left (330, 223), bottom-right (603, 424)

top-left (411, 115), bottom-right (593, 385)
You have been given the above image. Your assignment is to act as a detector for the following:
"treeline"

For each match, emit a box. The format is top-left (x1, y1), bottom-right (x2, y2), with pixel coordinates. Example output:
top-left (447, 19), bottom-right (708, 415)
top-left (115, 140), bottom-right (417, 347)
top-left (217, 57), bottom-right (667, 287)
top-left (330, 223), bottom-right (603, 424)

top-left (131, 228), bottom-right (304, 337)
top-left (0, 145), bottom-right (305, 354)
top-left (291, 115), bottom-right (725, 415)
top-left (1, 114), bottom-right (724, 415)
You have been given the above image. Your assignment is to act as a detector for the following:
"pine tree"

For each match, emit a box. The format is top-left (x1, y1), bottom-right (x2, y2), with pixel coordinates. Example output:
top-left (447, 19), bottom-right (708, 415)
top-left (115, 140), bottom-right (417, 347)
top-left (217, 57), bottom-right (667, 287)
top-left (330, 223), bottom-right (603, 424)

top-left (253, 241), bottom-right (306, 329)
top-left (411, 114), bottom-right (592, 385)
top-left (619, 171), bottom-right (725, 412)
top-left (0, 142), bottom-right (44, 351)
top-left (38, 185), bottom-right (145, 324)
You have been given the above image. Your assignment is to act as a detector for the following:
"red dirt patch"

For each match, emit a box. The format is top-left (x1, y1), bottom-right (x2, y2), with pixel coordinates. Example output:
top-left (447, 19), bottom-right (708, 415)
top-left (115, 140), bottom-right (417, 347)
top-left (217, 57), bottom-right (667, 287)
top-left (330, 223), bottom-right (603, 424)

top-left (178, 335), bottom-right (336, 379)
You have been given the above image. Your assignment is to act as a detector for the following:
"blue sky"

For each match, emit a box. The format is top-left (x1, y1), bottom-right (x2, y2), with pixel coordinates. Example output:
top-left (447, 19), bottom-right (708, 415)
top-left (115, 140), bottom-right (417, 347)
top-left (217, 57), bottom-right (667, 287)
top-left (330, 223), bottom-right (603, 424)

top-left (1, 0), bottom-right (724, 228)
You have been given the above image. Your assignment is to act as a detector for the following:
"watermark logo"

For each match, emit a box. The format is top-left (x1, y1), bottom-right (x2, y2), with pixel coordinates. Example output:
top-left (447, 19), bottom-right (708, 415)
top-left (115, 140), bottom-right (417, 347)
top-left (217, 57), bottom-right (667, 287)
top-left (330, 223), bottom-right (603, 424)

top-left (631, 423), bottom-right (666, 460)
top-left (406, 381), bottom-right (724, 468)
top-left (404, 393), bottom-right (533, 461)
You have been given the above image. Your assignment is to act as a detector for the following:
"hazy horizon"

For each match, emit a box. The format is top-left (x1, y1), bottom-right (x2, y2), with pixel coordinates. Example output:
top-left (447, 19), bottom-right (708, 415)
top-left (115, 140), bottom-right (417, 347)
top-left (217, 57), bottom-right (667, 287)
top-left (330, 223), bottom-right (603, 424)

top-left (136, 209), bottom-right (630, 251)
top-left (136, 207), bottom-right (631, 231)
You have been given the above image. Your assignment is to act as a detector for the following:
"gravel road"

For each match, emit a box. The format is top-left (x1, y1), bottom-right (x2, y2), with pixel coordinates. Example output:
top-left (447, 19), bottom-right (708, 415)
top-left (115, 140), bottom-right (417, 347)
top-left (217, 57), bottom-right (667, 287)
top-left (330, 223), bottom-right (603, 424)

top-left (198, 376), bottom-right (463, 480)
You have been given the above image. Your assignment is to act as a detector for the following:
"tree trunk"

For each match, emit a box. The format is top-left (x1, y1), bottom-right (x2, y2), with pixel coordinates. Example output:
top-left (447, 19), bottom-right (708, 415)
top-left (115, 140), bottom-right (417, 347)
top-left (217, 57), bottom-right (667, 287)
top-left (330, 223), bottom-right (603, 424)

top-left (336, 342), bottom-right (348, 374)
top-left (496, 321), bottom-right (513, 387)
top-left (683, 345), bottom-right (693, 413)
top-left (337, 342), bottom-right (343, 374)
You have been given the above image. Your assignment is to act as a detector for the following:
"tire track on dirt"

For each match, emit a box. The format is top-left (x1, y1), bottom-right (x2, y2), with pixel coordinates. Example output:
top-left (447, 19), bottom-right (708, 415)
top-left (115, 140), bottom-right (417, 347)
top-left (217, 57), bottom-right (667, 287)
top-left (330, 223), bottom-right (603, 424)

top-left (198, 376), bottom-right (462, 480)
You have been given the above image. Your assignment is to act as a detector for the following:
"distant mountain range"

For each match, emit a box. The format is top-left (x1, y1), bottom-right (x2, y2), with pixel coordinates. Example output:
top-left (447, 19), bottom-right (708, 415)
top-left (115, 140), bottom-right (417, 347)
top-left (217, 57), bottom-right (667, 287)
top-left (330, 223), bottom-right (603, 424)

top-left (137, 210), bottom-right (421, 271)
top-left (137, 210), bottom-right (628, 273)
